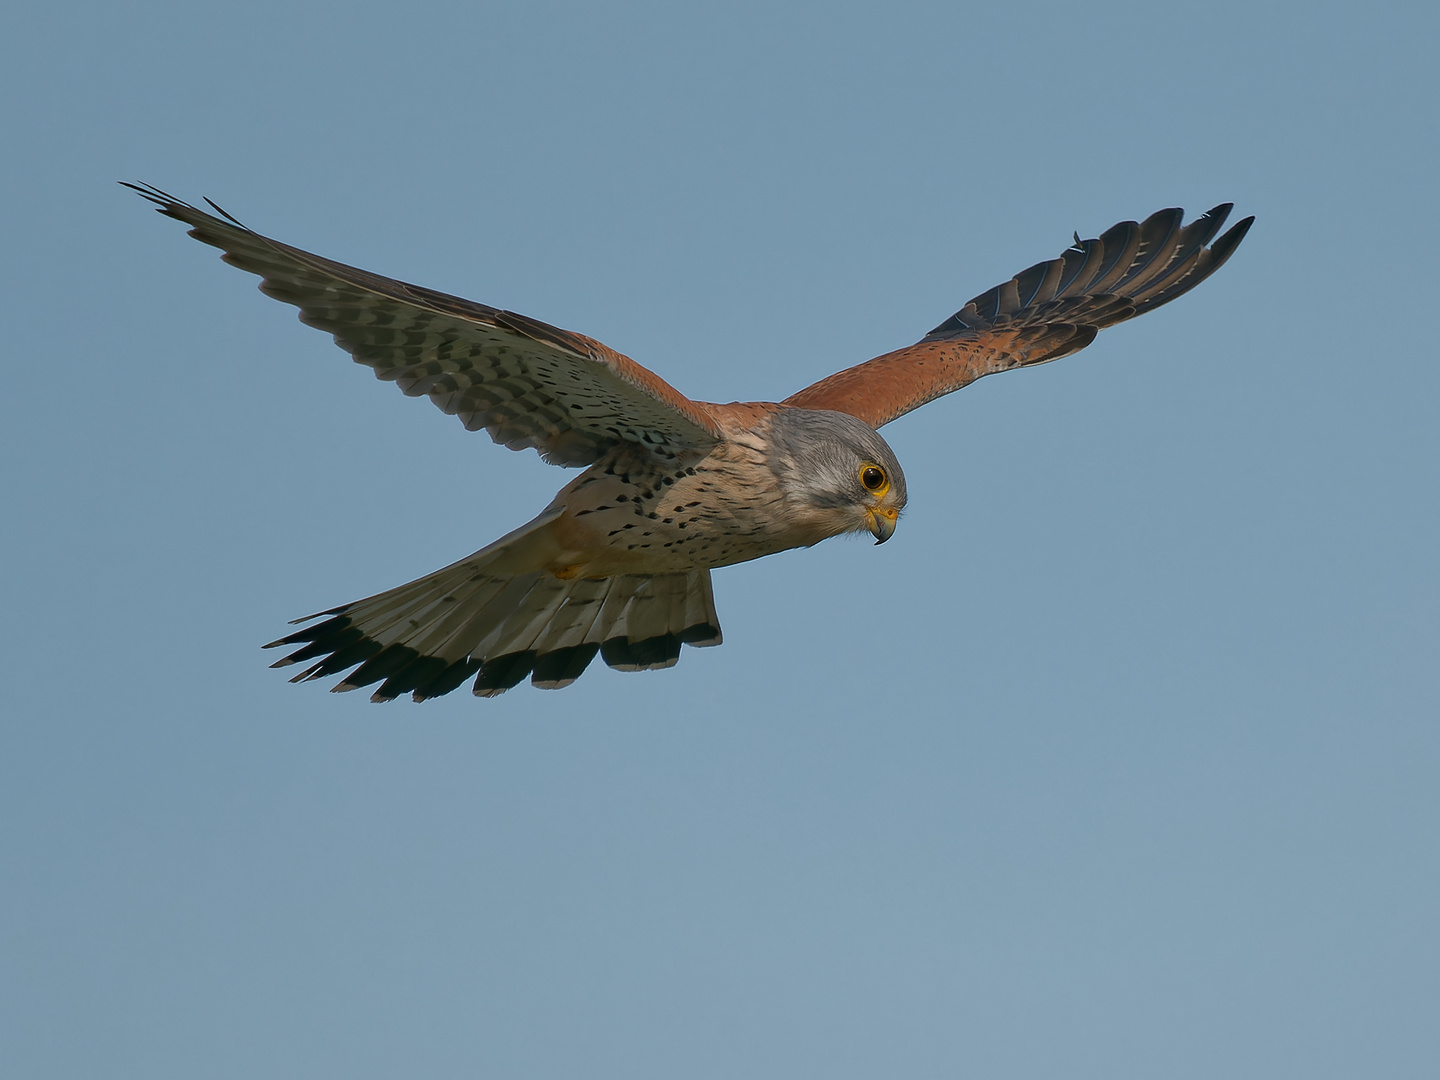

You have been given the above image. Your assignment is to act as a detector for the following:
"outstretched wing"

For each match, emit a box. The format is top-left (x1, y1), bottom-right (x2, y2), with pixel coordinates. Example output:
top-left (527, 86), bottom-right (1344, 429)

top-left (126, 183), bottom-right (722, 466)
top-left (783, 204), bottom-right (1253, 428)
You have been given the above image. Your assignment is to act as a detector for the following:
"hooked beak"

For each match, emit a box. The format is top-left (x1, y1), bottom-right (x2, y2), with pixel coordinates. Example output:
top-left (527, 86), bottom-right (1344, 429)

top-left (867, 506), bottom-right (898, 545)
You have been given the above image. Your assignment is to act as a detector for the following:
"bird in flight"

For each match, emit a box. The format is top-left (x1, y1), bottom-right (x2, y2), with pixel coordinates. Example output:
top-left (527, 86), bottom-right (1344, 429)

top-left (127, 183), bottom-right (1252, 701)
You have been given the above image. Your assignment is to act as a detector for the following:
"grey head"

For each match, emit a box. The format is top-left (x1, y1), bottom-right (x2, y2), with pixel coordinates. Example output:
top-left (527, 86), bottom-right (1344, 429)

top-left (768, 407), bottom-right (908, 544)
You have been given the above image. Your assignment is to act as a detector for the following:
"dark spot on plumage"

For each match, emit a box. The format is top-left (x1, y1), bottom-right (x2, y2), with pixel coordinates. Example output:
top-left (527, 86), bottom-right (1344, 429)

top-left (647, 512), bottom-right (658, 519)
top-left (615, 494), bottom-right (629, 502)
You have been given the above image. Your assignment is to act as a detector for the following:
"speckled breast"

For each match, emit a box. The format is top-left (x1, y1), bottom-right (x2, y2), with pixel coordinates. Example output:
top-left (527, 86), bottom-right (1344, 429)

top-left (549, 436), bottom-right (796, 576)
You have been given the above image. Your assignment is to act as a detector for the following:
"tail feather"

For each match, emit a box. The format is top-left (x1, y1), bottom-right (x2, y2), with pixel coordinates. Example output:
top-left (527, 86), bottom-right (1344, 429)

top-left (621, 576), bottom-right (674, 644)
top-left (682, 571), bottom-right (722, 647)
top-left (479, 577), bottom-right (572, 658)
top-left (265, 559), bottom-right (723, 701)
top-left (584, 578), bottom-right (641, 645)
top-left (449, 574), bottom-right (545, 656)
top-left (532, 578), bottom-right (610, 655)
top-left (530, 643), bottom-right (602, 691)
top-left (590, 573), bottom-right (717, 673)
top-left (409, 575), bottom-right (529, 659)
top-left (605, 578), bottom-right (682, 672)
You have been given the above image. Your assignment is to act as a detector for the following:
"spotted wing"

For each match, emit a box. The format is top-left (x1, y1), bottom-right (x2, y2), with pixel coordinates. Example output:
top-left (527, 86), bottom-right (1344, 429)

top-left (127, 183), bottom-right (722, 466)
top-left (783, 204), bottom-right (1253, 428)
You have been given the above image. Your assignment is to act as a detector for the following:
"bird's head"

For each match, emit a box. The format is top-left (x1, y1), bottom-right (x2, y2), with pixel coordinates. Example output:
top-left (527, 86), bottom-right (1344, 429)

top-left (768, 407), bottom-right (908, 545)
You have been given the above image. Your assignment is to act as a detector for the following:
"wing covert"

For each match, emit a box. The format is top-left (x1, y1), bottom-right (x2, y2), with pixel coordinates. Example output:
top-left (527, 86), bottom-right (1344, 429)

top-left (126, 183), bottom-right (721, 466)
top-left (783, 204), bottom-right (1253, 428)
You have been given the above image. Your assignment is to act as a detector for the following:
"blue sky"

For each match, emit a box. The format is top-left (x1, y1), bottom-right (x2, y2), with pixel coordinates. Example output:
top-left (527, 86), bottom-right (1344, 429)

top-left (3, 1), bottom-right (1437, 1077)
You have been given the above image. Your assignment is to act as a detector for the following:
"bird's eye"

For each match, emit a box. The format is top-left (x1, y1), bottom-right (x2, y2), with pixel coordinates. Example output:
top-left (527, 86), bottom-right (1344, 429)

top-left (860, 465), bottom-right (887, 493)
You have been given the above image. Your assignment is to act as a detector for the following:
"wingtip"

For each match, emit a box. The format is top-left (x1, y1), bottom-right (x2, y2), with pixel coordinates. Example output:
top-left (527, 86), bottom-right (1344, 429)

top-left (121, 181), bottom-right (178, 212)
top-left (288, 605), bottom-right (348, 625)
top-left (1208, 213), bottom-right (1256, 266)
top-left (122, 181), bottom-right (251, 231)
top-left (202, 196), bottom-right (249, 230)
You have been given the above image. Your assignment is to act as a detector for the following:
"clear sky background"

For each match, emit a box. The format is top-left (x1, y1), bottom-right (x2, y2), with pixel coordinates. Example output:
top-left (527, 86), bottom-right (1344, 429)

top-left (3, 1), bottom-right (1436, 1077)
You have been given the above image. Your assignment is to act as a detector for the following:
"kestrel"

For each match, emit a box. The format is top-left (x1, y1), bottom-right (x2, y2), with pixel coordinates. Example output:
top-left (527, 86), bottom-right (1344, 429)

top-left (127, 183), bottom-right (1252, 701)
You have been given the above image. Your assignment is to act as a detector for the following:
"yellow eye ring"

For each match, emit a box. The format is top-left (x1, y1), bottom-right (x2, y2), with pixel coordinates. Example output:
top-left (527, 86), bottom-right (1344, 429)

top-left (860, 464), bottom-right (888, 495)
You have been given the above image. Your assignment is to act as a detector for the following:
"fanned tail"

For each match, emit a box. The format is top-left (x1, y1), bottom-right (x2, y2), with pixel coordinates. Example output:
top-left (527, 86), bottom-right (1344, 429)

top-left (264, 556), bottom-right (722, 702)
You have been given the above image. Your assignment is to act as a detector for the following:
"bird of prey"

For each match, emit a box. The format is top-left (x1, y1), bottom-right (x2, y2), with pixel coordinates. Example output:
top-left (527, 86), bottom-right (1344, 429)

top-left (127, 183), bottom-right (1252, 701)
